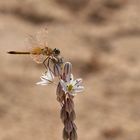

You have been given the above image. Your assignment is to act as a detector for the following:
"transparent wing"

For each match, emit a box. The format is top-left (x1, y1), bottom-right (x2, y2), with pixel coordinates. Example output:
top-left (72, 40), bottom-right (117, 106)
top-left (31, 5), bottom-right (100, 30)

top-left (25, 27), bottom-right (48, 63)
top-left (30, 54), bottom-right (47, 63)
top-left (27, 28), bottom-right (48, 51)
top-left (35, 27), bottom-right (48, 47)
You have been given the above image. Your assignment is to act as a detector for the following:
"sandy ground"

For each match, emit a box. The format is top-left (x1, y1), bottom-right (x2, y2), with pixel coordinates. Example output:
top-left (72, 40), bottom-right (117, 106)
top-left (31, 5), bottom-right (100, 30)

top-left (0, 0), bottom-right (140, 140)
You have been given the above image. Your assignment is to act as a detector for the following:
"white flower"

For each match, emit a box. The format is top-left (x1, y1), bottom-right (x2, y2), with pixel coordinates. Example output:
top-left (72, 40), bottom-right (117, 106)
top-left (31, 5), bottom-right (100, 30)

top-left (36, 69), bottom-right (54, 85)
top-left (60, 74), bottom-right (84, 95)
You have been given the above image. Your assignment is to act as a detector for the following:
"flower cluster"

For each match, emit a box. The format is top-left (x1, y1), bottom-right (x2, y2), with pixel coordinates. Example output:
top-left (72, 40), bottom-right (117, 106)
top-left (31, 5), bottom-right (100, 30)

top-left (37, 62), bottom-right (84, 96)
top-left (37, 62), bottom-right (84, 140)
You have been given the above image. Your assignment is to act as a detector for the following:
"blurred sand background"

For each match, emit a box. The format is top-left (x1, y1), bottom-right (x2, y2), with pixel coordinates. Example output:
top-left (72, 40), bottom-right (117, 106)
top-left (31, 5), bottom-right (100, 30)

top-left (0, 0), bottom-right (140, 140)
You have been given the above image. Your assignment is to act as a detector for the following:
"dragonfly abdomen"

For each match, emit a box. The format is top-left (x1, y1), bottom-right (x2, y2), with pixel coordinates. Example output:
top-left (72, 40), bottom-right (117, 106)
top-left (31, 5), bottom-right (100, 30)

top-left (7, 51), bottom-right (30, 54)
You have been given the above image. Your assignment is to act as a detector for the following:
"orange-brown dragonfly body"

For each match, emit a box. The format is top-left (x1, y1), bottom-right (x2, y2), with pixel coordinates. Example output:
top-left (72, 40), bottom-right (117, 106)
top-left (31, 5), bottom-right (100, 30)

top-left (8, 47), bottom-right (60, 59)
top-left (8, 46), bottom-right (62, 72)
top-left (7, 29), bottom-right (63, 72)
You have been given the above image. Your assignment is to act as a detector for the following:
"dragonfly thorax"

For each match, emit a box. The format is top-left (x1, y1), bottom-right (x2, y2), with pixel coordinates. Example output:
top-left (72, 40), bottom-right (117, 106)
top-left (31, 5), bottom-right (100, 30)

top-left (42, 47), bottom-right (53, 56)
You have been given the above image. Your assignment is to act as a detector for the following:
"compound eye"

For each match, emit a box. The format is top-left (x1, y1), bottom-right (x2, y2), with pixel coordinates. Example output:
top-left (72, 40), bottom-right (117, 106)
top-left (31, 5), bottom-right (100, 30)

top-left (54, 48), bottom-right (60, 55)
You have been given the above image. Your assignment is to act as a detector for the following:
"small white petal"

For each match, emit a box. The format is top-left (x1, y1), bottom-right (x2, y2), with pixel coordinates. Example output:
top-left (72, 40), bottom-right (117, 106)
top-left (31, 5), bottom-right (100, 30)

top-left (66, 73), bottom-right (73, 83)
top-left (46, 69), bottom-right (54, 80)
top-left (72, 80), bottom-right (77, 86)
top-left (69, 74), bottom-right (74, 84)
top-left (36, 70), bottom-right (54, 86)
top-left (36, 81), bottom-right (49, 85)
top-left (75, 78), bottom-right (83, 85)
top-left (72, 78), bottom-right (82, 87)
top-left (73, 86), bottom-right (84, 93)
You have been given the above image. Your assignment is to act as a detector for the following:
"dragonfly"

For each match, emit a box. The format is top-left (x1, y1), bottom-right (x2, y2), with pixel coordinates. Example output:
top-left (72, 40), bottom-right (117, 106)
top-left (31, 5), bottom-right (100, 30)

top-left (7, 28), bottom-right (63, 72)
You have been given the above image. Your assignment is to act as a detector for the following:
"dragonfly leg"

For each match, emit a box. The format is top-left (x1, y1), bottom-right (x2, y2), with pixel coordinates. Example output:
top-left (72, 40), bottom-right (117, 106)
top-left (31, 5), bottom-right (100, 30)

top-left (43, 57), bottom-right (54, 80)
top-left (47, 57), bottom-right (55, 79)
top-left (43, 57), bottom-right (54, 74)
top-left (43, 57), bottom-right (49, 71)
top-left (47, 57), bottom-right (54, 74)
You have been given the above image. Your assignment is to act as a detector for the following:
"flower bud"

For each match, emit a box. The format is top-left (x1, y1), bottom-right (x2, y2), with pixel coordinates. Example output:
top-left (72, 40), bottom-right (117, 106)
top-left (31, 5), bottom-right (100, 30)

top-left (63, 128), bottom-right (69, 140)
top-left (65, 98), bottom-right (74, 114)
top-left (64, 120), bottom-right (73, 134)
top-left (60, 106), bottom-right (68, 123)
top-left (70, 128), bottom-right (78, 140)
top-left (56, 82), bottom-right (65, 103)
top-left (70, 110), bottom-right (76, 121)
top-left (64, 62), bottom-right (72, 76)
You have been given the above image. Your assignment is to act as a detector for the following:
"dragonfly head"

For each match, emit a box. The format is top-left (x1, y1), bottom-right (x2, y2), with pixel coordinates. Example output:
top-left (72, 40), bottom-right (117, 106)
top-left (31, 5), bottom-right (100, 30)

top-left (53, 48), bottom-right (60, 56)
